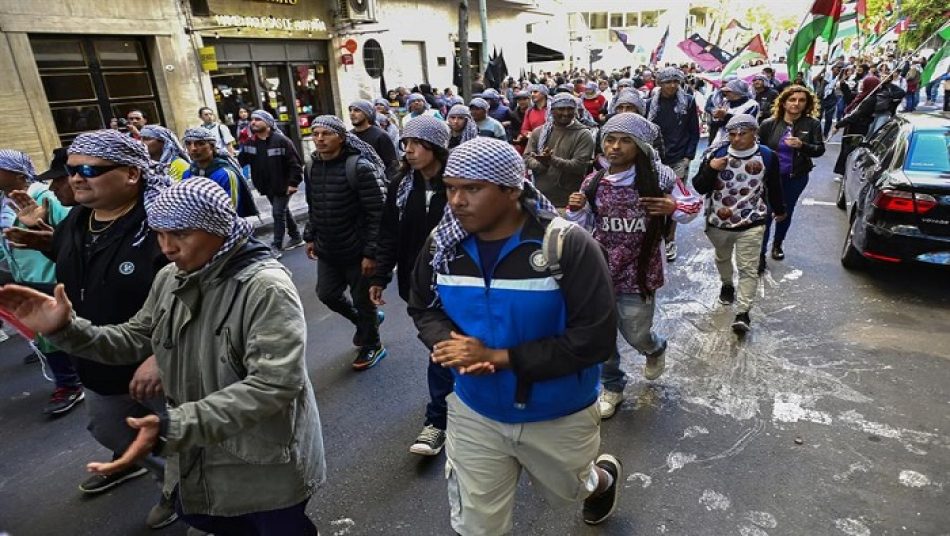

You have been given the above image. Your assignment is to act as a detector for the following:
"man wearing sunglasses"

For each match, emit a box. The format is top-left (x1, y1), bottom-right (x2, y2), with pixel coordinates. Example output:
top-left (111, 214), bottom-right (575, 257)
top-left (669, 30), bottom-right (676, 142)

top-left (45, 130), bottom-right (178, 529)
top-left (694, 115), bottom-right (786, 334)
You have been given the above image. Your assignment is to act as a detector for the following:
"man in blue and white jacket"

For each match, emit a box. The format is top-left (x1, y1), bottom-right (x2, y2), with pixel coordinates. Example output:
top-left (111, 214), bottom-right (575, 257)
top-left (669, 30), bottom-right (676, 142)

top-left (408, 137), bottom-right (622, 535)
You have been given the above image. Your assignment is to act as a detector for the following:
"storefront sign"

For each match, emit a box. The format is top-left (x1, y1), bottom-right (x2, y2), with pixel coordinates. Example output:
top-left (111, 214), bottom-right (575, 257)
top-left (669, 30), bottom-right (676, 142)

top-left (341, 54), bottom-right (354, 66)
top-left (213, 14), bottom-right (327, 33)
top-left (199, 46), bottom-right (218, 71)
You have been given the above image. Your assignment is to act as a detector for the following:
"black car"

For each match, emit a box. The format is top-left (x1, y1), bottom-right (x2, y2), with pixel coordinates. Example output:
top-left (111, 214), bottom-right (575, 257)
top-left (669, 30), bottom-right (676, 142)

top-left (837, 113), bottom-right (950, 269)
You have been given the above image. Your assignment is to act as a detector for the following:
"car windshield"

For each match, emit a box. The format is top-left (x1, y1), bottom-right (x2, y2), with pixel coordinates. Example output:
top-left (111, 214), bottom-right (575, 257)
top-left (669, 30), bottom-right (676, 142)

top-left (904, 130), bottom-right (949, 173)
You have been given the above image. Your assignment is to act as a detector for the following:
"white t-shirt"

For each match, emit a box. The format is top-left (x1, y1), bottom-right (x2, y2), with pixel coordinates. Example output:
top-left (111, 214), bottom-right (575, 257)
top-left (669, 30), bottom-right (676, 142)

top-left (203, 122), bottom-right (235, 152)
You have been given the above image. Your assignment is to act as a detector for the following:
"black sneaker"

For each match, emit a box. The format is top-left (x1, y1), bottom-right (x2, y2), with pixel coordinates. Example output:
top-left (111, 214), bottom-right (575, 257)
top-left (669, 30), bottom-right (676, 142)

top-left (78, 465), bottom-right (148, 494)
top-left (583, 454), bottom-right (623, 525)
top-left (145, 492), bottom-right (178, 529)
top-left (718, 284), bottom-right (736, 305)
top-left (758, 255), bottom-right (767, 276)
top-left (352, 344), bottom-right (387, 371)
top-left (731, 312), bottom-right (751, 334)
top-left (284, 237), bottom-right (305, 250)
top-left (771, 244), bottom-right (785, 260)
top-left (409, 424), bottom-right (446, 456)
top-left (43, 387), bottom-right (84, 416)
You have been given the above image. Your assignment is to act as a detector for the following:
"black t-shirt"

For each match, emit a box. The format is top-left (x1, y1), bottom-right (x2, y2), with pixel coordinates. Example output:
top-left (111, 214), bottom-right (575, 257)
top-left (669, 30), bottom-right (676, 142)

top-left (352, 126), bottom-right (398, 171)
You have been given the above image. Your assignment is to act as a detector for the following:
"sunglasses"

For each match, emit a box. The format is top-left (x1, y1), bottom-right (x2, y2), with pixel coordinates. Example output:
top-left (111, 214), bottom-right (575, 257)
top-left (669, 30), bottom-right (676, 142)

top-left (65, 164), bottom-right (126, 179)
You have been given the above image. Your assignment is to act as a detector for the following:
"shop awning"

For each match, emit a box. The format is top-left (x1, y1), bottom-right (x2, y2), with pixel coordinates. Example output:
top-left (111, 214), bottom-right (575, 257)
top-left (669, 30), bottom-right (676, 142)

top-left (527, 41), bottom-right (564, 63)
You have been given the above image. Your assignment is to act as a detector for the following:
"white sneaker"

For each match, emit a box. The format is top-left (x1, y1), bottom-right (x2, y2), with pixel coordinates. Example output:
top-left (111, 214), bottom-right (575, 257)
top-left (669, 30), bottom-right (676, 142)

top-left (0, 329), bottom-right (9, 343)
top-left (597, 390), bottom-right (624, 420)
top-left (665, 241), bottom-right (678, 262)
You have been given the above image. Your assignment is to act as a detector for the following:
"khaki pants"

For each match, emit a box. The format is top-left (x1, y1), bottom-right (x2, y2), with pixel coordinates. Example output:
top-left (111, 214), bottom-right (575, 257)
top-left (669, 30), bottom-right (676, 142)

top-left (705, 225), bottom-right (765, 313)
top-left (445, 393), bottom-right (601, 536)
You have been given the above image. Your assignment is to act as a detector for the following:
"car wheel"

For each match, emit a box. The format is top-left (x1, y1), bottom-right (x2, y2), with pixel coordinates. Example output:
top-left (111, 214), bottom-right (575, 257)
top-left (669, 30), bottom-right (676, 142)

top-left (836, 177), bottom-right (846, 209)
top-left (840, 212), bottom-right (866, 270)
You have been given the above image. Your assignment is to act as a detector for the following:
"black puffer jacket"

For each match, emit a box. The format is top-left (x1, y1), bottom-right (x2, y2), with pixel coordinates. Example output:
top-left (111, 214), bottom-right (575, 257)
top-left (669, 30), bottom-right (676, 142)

top-left (303, 145), bottom-right (386, 261)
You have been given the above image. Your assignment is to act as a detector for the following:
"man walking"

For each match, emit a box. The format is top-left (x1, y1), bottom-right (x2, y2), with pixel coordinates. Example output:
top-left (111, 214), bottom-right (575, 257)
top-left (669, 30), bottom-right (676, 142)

top-left (752, 74), bottom-right (779, 124)
top-left (468, 98), bottom-right (507, 140)
top-left (409, 137), bottom-right (622, 534)
top-left (524, 93), bottom-right (595, 207)
top-left (304, 116), bottom-right (388, 371)
top-left (181, 128), bottom-right (245, 208)
top-left (0, 178), bottom-right (326, 535)
top-left (140, 125), bottom-right (190, 182)
top-left (199, 106), bottom-right (236, 157)
top-left (645, 67), bottom-right (701, 262)
top-left (349, 99), bottom-right (399, 176)
top-left (693, 115), bottom-right (786, 334)
top-left (238, 110), bottom-right (304, 256)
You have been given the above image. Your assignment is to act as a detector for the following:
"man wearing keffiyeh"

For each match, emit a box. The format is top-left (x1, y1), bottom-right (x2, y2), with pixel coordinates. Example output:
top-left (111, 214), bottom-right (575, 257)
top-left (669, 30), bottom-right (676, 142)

top-left (524, 93), bottom-right (595, 207)
top-left (644, 67), bottom-right (701, 262)
top-left (369, 114), bottom-right (455, 457)
top-left (0, 177), bottom-right (326, 535)
top-left (304, 114), bottom-right (388, 371)
top-left (407, 137), bottom-right (623, 534)
top-left (445, 104), bottom-right (479, 149)
top-left (140, 125), bottom-right (190, 182)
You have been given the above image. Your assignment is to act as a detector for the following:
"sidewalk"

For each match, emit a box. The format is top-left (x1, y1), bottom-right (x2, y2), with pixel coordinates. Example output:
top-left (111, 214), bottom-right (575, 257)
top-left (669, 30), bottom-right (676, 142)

top-left (247, 188), bottom-right (309, 238)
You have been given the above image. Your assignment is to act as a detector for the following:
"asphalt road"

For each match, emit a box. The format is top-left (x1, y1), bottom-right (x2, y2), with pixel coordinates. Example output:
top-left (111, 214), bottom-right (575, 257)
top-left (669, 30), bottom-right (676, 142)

top-left (1, 139), bottom-right (948, 536)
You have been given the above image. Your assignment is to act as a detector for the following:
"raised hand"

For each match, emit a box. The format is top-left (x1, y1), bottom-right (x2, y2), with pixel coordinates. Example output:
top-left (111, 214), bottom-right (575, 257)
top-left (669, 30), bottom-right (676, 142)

top-left (3, 221), bottom-right (54, 251)
top-left (9, 190), bottom-right (49, 228)
top-left (0, 283), bottom-right (73, 336)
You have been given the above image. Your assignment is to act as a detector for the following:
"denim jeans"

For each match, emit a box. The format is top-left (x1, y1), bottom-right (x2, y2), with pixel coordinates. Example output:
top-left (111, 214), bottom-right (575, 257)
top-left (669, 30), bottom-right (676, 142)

top-left (44, 350), bottom-right (81, 389)
top-left (266, 194), bottom-right (300, 248)
top-left (821, 103), bottom-right (836, 137)
top-left (601, 294), bottom-right (665, 393)
top-left (425, 358), bottom-right (455, 430)
top-left (835, 96), bottom-right (846, 121)
top-left (762, 173), bottom-right (810, 253)
top-left (315, 258), bottom-right (379, 347)
top-left (176, 492), bottom-right (317, 536)
top-left (904, 89), bottom-right (919, 112)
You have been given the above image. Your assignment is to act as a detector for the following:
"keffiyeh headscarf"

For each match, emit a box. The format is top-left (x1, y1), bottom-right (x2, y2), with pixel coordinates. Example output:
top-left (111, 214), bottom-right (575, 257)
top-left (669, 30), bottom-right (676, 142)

top-left (705, 113), bottom-right (759, 156)
top-left (68, 129), bottom-right (171, 209)
top-left (310, 115), bottom-right (386, 170)
top-left (250, 110), bottom-right (276, 128)
top-left (611, 89), bottom-right (646, 115)
top-left (446, 104), bottom-right (478, 144)
top-left (147, 177), bottom-right (253, 268)
top-left (406, 93), bottom-right (429, 110)
top-left (537, 93), bottom-right (578, 152)
top-left (600, 113), bottom-right (673, 185)
top-left (481, 88), bottom-right (501, 101)
top-left (430, 137), bottom-right (556, 272)
top-left (445, 95), bottom-right (465, 108)
top-left (0, 150), bottom-right (37, 182)
top-left (349, 99), bottom-right (376, 122)
top-left (395, 115), bottom-right (450, 220)
top-left (469, 98), bottom-right (490, 111)
top-left (140, 125), bottom-right (189, 166)
top-left (724, 79), bottom-right (752, 99)
top-left (528, 84), bottom-right (549, 96)
top-left (182, 127), bottom-right (218, 143)
top-left (647, 67), bottom-right (690, 123)
top-left (373, 98), bottom-right (391, 112)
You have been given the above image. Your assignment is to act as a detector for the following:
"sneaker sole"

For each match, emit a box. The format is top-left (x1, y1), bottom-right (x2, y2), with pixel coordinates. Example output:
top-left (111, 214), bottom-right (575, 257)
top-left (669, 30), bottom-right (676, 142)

top-left (78, 466), bottom-right (149, 494)
top-left (147, 511), bottom-right (179, 529)
top-left (352, 348), bottom-right (388, 371)
top-left (409, 443), bottom-right (444, 456)
top-left (284, 241), bottom-right (306, 250)
top-left (731, 322), bottom-right (751, 334)
top-left (718, 298), bottom-right (735, 305)
top-left (644, 362), bottom-right (666, 381)
top-left (585, 454), bottom-right (623, 525)
top-left (46, 391), bottom-right (86, 416)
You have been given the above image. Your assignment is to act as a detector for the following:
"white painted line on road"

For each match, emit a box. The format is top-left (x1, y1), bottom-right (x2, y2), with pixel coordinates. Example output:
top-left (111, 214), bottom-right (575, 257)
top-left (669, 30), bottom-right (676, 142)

top-left (802, 198), bottom-right (837, 206)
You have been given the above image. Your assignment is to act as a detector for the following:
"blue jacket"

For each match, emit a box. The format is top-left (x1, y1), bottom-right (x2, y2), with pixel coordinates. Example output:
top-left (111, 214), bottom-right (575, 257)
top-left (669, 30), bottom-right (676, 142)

top-left (182, 157), bottom-right (243, 209)
top-left (408, 215), bottom-right (618, 423)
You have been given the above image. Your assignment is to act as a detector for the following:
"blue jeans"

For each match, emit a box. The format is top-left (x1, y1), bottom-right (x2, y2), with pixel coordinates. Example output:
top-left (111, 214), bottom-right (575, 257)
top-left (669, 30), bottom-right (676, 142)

top-left (821, 103), bottom-right (836, 137)
top-left (176, 492), bottom-right (317, 536)
top-left (762, 174), bottom-right (810, 253)
top-left (601, 294), bottom-right (665, 393)
top-left (835, 96), bottom-right (846, 121)
top-left (425, 358), bottom-right (454, 430)
top-left (904, 89), bottom-right (919, 112)
top-left (44, 350), bottom-right (81, 389)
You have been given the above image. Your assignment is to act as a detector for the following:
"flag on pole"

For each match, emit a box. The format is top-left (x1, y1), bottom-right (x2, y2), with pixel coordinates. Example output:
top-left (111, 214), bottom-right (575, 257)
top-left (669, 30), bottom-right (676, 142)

top-left (720, 34), bottom-right (769, 79)
top-left (612, 30), bottom-right (637, 53)
top-left (787, 0), bottom-right (844, 80)
top-left (677, 34), bottom-right (733, 71)
top-left (921, 22), bottom-right (950, 86)
top-left (835, 1), bottom-right (859, 41)
top-left (651, 26), bottom-right (670, 65)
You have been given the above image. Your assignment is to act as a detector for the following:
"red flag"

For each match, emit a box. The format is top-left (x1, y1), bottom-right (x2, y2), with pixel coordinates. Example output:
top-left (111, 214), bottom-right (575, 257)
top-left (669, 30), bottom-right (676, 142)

top-left (811, 0), bottom-right (842, 17)
top-left (856, 0), bottom-right (867, 15)
top-left (804, 42), bottom-right (816, 66)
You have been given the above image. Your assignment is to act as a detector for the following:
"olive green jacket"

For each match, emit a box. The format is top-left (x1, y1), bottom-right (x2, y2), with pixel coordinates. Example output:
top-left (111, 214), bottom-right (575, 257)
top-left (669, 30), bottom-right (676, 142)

top-left (48, 240), bottom-right (325, 516)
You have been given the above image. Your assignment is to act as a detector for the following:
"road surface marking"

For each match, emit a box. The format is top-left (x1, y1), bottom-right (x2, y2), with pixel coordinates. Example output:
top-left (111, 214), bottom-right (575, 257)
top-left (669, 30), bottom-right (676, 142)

top-left (802, 198), bottom-right (838, 206)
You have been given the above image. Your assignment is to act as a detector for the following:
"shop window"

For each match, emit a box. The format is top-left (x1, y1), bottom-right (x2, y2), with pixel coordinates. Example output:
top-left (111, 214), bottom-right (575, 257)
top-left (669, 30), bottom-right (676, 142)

top-left (103, 72), bottom-right (154, 99)
top-left (609, 13), bottom-right (624, 28)
top-left (41, 74), bottom-right (96, 102)
top-left (589, 12), bottom-right (608, 30)
top-left (641, 11), bottom-right (662, 27)
top-left (32, 39), bottom-right (87, 69)
top-left (363, 39), bottom-right (384, 79)
top-left (31, 36), bottom-right (163, 145)
top-left (94, 40), bottom-right (146, 68)
top-left (625, 13), bottom-right (640, 27)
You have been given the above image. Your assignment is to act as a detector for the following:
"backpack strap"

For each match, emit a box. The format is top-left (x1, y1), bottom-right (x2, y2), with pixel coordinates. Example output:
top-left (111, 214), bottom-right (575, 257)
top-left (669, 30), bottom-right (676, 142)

top-left (345, 154), bottom-right (360, 193)
top-left (541, 216), bottom-right (578, 282)
top-left (582, 169), bottom-right (608, 216)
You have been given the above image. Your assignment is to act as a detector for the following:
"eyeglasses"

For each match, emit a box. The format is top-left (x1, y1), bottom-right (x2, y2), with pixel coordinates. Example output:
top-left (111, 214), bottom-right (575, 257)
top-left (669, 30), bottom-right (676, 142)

top-left (65, 164), bottom-right (126, 179)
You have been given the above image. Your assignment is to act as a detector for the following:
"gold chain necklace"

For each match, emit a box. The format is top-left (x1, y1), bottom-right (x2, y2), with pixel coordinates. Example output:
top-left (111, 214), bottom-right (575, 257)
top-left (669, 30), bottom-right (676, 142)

top-left (88, 201), bottom-right (137, 234)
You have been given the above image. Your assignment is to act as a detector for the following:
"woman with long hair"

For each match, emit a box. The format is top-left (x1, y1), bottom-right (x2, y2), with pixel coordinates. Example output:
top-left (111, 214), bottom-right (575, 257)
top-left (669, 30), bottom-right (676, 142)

top-left (832, 75), bottom-right (881, 176)
top-left (369, 115), bottom-right (455, 457)
top-left (757, 85), bottom-right (825, 265)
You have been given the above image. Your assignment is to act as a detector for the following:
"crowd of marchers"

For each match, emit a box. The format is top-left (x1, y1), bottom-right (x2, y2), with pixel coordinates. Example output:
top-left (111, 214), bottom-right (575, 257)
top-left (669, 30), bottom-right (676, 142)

top-left (3, 46), bottom-right (926, 534)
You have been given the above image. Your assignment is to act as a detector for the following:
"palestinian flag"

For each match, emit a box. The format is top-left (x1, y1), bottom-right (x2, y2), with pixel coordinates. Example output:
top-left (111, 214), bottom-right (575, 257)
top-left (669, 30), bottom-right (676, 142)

top-left (651, 26), bottom-right (670, 64)
top-left (720, 34), bottom-right (768, 79)
top-left (835, 1), bottom-right (859, 41)
top-left (787, 0), bottom-right (844, 80)
top-left (921, 22), bottom-right (950, 86)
